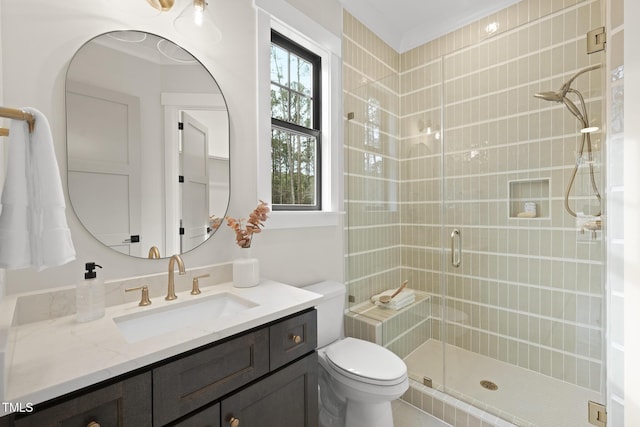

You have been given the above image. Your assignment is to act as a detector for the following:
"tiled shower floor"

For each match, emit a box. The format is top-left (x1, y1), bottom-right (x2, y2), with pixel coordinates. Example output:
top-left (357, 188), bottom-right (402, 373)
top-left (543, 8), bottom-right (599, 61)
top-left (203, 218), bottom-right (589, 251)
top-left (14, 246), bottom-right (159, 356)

top-left (404, 340), bottom-right (600, 427)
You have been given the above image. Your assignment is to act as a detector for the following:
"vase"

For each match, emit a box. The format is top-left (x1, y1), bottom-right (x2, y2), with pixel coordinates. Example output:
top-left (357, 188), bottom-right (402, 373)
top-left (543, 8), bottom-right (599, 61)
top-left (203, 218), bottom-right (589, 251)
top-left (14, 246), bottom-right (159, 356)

top-left (232, 247), bottom-right (260, 288)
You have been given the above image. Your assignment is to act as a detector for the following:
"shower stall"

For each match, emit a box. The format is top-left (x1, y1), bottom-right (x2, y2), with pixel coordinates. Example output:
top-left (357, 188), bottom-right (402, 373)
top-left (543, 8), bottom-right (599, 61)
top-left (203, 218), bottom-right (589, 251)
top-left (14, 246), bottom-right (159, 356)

top-left (343, 1), bottom-right (606, 426)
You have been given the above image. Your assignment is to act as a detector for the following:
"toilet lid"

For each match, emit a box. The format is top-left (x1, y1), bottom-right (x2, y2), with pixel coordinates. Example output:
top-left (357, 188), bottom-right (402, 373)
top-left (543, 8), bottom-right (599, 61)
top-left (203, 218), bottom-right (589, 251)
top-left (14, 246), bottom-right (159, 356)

top-left (325, 337), bottom-right (406, 383)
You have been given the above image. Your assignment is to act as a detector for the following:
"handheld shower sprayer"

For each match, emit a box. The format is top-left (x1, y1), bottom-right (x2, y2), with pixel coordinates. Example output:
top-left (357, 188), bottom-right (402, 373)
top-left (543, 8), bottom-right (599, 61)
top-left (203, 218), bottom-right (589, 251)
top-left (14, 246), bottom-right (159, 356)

top-left (534, 64), bottom-right (602, 218)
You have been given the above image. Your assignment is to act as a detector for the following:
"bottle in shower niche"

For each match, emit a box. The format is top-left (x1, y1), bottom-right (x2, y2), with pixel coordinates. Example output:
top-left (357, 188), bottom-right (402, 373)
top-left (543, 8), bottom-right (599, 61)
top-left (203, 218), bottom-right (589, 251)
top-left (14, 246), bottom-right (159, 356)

top-left (76, 262), bottom-right (105, 322)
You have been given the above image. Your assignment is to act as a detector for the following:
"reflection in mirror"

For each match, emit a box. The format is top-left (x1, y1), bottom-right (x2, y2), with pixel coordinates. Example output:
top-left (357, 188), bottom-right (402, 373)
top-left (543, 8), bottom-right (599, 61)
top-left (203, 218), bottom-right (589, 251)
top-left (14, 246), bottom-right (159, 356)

top-left (66, 31), bottom-right (230, 259)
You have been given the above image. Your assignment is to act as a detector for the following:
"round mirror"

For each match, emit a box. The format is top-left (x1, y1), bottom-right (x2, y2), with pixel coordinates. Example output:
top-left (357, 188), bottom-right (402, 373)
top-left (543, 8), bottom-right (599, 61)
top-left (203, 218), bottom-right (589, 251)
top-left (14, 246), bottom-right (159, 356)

top-left (66, 31), bottom-right (230, 259)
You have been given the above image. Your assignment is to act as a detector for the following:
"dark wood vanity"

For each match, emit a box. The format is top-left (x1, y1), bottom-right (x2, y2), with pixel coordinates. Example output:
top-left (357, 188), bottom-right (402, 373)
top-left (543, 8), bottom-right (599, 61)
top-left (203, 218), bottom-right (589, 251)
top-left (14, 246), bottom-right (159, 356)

top-left (0, 309), bottom-right (318, 427)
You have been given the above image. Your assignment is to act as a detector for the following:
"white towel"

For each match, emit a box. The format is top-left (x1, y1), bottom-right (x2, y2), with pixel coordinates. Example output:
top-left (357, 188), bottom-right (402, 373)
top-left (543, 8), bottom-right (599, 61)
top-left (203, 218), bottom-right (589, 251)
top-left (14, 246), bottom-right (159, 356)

top-left (371, 289), bottom-right (416, 310)
top-left (0, 107), bottom-right (75, 270)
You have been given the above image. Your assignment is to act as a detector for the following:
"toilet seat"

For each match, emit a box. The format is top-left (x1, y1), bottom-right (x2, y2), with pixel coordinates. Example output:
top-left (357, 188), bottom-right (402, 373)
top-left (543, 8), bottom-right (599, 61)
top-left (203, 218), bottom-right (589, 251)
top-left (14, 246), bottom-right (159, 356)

top-left (324, 337), bottom-right (407, 386)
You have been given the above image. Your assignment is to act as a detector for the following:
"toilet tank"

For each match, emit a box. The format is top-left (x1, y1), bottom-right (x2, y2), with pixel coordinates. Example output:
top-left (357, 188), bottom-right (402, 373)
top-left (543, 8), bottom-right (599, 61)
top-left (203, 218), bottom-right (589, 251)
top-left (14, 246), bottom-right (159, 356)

top-left (302, 281), bottom-right (346, 348)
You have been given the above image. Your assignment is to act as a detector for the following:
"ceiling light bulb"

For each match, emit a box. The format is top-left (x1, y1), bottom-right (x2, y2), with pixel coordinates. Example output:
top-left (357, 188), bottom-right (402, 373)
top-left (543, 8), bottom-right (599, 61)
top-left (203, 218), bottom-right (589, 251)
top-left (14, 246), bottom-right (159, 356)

top-left (194, 0), bottom-right (206, 26)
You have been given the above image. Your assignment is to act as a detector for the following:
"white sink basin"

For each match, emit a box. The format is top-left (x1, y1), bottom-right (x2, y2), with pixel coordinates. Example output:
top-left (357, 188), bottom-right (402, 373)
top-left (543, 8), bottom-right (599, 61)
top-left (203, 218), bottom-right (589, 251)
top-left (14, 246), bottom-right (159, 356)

top-left (113, 292), bottom-right (258, 343)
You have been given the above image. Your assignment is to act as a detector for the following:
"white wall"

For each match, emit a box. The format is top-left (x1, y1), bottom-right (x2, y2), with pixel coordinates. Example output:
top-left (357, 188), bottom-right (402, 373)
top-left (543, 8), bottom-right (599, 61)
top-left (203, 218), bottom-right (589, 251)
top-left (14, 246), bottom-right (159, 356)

top-left (624, 0), bottom-right (640, 424)
top-left (606, 0), bottom-right (625, 424)
top-left (0, 0), bottom-right (4, 299)
top-left (0, 0), bottom-right (343, 293)
top-left (284, 0), bottom-right (342, 37)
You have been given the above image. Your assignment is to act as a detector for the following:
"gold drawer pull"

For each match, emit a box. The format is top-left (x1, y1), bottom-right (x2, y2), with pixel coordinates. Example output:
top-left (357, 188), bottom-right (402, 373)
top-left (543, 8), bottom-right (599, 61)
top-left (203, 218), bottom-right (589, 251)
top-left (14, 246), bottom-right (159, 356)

top-left (87, 422), bottom-right (101, 427)
top-left (291, 334), bottom-right (302, 344)
top-left (229, 416), bottom-right (240, 427)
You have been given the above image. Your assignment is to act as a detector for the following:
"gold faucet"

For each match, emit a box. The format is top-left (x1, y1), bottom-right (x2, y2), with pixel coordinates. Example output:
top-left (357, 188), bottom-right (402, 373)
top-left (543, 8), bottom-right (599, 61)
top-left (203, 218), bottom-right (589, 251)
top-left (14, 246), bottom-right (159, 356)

top-left (166, 254), bottom-right (185, 300)
top-left (148, 246), bottom-right (161, 259)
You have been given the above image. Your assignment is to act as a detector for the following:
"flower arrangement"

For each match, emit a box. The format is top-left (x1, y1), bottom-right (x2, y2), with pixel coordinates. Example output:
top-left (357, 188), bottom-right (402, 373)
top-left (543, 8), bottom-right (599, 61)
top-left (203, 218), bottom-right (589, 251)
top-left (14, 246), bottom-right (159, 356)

top-left (226, 200), bottom-right (270, 248)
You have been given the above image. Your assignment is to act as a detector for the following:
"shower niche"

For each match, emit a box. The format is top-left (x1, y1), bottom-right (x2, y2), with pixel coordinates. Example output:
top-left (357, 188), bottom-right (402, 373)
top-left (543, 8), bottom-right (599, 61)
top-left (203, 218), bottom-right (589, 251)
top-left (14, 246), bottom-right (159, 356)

top-left (508, 179), bottom-right (550, 219)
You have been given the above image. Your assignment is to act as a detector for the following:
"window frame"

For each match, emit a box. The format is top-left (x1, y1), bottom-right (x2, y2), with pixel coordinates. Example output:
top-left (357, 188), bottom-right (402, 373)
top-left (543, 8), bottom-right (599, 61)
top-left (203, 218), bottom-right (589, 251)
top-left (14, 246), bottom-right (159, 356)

top-left (270, 30), bottom-right (322, 211)
top-left (255, 0), bottom-right (343, 229)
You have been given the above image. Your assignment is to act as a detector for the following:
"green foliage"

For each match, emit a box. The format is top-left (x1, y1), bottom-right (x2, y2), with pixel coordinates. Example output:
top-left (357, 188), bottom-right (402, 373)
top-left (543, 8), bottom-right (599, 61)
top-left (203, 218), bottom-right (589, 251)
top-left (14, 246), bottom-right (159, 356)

top-left (271, 129), bottom-right (316, 205)
top-left (270, 43), bottom-right (317, 206)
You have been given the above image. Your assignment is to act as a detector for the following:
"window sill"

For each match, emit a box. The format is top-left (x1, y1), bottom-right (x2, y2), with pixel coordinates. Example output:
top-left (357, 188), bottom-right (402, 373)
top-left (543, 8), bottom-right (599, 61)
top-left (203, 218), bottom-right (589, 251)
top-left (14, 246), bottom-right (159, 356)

top-left (266, 211), bottom-right (344, 230)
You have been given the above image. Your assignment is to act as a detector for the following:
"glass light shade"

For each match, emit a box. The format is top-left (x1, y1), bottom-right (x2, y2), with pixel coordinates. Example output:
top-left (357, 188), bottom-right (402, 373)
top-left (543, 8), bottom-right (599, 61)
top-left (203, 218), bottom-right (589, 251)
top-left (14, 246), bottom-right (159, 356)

top-left (174, 0), bottom-right (222, 44)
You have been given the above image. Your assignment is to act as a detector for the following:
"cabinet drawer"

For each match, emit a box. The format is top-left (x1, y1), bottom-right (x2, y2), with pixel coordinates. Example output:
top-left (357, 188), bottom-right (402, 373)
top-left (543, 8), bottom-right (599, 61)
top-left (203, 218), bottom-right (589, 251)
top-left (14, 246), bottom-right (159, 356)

top-left (173, 403), bottom-right (220, 427)
top-left (269, 309), bottom-right (317, 370)
top-left (12, 372), bottom-right (151, 427)
top-left (153, 328), bottom-right (269, 426)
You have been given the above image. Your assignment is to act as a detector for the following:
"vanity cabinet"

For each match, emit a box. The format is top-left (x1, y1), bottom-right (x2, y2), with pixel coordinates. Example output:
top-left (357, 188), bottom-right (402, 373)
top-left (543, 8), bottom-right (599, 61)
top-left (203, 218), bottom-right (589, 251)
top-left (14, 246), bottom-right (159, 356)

top-left (1, 308), bottom-right (317, 427)
top-left (9, 372), bottom-right (152, 427)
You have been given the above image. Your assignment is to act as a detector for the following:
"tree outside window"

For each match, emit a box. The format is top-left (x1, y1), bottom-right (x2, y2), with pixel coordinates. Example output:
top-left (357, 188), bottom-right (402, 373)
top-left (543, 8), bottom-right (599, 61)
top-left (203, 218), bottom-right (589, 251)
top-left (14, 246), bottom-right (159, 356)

top-left (270, 31), bottom-right (321, 210)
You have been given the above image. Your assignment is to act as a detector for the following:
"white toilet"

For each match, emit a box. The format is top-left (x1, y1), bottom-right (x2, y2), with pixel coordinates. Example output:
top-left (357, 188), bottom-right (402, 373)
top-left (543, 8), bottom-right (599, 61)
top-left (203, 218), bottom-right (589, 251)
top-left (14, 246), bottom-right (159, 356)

top-left (303, 281), bottom-right (409, 427)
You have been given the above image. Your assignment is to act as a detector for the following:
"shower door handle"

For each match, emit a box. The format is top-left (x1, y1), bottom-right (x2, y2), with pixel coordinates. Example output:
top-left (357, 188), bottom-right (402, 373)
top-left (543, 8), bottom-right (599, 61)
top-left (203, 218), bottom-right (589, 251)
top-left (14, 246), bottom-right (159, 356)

top-left (450, 229), bottom-right (461, 268)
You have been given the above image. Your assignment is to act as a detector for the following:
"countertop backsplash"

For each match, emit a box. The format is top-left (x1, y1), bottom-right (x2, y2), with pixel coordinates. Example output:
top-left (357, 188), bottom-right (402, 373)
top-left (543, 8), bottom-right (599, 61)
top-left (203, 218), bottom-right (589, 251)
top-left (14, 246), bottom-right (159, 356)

top-left (12, 263), bottom-right (232, 326)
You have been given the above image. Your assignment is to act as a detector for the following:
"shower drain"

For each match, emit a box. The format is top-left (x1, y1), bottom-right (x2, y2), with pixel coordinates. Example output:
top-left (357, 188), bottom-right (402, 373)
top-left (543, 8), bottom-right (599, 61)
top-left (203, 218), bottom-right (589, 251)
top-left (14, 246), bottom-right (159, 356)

top-left (480, 380), bottom-right (498, 391)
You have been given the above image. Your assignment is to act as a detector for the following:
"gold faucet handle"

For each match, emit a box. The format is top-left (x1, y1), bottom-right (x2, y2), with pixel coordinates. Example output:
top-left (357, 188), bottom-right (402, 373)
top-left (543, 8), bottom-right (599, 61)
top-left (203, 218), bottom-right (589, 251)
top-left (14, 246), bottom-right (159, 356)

top-left (125, 285), bottom-right (152, 306)
top-left (191, 274), bottom-right (210, 295)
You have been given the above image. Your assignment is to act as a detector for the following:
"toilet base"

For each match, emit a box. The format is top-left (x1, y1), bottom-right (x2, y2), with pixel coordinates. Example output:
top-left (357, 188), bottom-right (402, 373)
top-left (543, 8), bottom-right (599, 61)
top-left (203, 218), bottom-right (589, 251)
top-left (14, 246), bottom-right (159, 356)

top-left (345, 400), bottom-right (394, 427)
top-left (318, 365), bottom-right (397, 427)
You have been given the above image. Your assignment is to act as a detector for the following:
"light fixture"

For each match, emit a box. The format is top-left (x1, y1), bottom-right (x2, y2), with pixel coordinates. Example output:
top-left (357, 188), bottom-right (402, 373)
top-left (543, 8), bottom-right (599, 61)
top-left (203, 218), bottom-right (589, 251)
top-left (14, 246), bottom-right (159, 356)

top-left (146, 0), bottom-right (174, 11)
top-left (174, 0), bottom-right (222, 44)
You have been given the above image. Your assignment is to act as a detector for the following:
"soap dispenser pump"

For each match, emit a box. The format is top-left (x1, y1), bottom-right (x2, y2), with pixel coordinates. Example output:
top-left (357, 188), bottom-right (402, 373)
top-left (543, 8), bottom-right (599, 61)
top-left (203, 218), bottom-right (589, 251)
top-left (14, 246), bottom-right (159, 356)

top-left (76, 262), bottom-right (105, 322)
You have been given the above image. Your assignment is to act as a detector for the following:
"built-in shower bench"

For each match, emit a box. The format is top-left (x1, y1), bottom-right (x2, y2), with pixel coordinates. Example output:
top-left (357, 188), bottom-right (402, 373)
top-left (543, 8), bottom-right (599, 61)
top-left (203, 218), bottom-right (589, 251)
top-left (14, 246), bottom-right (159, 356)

top-left (344, 289), bottom-right (432, 359)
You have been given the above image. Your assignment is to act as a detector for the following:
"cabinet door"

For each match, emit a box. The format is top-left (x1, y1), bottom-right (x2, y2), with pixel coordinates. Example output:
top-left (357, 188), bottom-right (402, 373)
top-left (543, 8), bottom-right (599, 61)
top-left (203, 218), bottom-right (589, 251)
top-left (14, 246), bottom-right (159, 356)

top-left (12, 372), bottom-right (151, 427)
top-left (269, 309), bottom-right (317, 370)
top-left (154, 329), bottom-right (269, 426)
top-left (221, 352), bottom-right (318, 427)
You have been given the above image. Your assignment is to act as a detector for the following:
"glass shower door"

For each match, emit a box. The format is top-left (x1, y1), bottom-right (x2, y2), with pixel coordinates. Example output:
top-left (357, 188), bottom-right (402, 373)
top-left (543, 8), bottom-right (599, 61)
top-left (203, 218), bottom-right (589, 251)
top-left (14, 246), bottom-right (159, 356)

top-left (440, 3), bottom-right (607, 425)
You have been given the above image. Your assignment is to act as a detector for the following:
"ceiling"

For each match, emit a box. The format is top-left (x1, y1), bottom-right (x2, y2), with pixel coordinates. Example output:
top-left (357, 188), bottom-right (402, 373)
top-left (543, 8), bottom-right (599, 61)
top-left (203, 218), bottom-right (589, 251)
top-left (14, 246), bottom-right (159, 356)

top-left (339, 0), bottom-right (521, 53)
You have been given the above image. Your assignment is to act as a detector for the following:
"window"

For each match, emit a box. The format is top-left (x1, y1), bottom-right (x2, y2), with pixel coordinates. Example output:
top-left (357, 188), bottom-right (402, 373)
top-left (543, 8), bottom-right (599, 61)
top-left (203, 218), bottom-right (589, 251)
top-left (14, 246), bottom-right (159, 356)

top-left (270, 30), bottom-right (321, 210)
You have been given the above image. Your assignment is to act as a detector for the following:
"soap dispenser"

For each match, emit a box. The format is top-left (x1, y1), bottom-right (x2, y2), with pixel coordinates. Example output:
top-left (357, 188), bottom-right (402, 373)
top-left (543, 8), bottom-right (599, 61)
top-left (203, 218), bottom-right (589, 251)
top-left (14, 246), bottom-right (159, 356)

top-left (76, 262), bottom-right (105, 322)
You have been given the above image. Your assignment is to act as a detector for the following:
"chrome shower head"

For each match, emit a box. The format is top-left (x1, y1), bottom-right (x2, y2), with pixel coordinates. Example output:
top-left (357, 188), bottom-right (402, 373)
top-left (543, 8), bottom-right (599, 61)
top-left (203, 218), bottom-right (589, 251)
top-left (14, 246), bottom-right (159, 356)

top-left (534, 91), bottom-right (564, 102)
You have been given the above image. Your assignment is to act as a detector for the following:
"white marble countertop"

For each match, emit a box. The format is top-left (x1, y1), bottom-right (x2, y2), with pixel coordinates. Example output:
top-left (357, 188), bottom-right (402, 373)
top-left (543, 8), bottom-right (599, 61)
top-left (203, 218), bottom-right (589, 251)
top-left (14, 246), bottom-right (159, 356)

top-left (0, 279), bottom-right (321, 415)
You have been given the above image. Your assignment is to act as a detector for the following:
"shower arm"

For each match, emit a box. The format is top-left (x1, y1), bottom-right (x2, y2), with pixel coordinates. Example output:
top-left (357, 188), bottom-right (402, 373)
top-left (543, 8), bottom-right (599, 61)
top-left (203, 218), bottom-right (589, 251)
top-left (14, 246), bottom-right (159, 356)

top-left (559, 64), bottom-right (601, 98)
